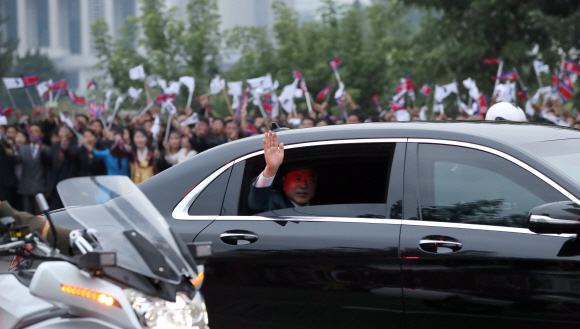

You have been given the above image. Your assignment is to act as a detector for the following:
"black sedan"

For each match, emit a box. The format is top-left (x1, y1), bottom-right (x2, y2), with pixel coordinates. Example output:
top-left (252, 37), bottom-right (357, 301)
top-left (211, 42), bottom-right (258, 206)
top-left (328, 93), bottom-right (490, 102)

top-left (68, 122), bottom-right (580, 328)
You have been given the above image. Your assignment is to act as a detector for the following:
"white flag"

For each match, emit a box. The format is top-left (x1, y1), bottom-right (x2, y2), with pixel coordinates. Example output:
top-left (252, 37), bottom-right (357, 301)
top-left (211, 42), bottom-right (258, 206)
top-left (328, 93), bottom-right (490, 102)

top-left (251, 90), bottom-right (262, 106)
top-left (533, 60), bottom-right (550, 76)
top-left (227, 81), bottom-right (243, 96)
top-left (210, 75), bottom-right (225, 95)
top-left (3, 77), bottom-right (24, 89)
top-left (179, 76), bottom-right (195, 93)
top-left (59, 112), bottom-right (74, 129)
top-left (180, 113), bottom-right (199, 127)
top-left (462, 78), bottom-right (480, 99)
top-left (262, 74), bottom-right (273, 90)
top-left (165, 81), bottom-right (181, 95)
top-left (157, 79), bottom-right (167, 92)
top-left (272, 80), bottom-right (279, 91)
top-left (433, 101), bottom-right (444, 113)
top-left (279, 79), bottom-right (299, 114)
top-left (392, 89), bottom-right (406, 103)
top-left (494, 82), bottom-right (516, 102)
top-left (129, 64), bottom-right (146, 80)
top-left (146, 76), bottom-right (158, 88)
top-left (294, 89), bottom-right (304, 98)
top-left (165, 102), bottom-right (177, 115)
top-left (114, 96), bottom-right (124, 112)
top-left (128, 86), bottom-right (143, 99)
top-left (0, 116), bottom-right (7, 126)
top-left (36, 81), bottom-right (49, 97)
top-left (434, 82), bottom-right (458, 102)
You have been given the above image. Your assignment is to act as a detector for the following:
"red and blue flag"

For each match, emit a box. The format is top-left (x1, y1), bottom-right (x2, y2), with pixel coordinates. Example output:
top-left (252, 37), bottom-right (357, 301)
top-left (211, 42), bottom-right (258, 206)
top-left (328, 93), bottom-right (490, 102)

top-left (329, 56), bottom-right (342, 71)
top-left (389, 100), bottom-right (406, 111)
top-left (247, 123), bottom-right (258, 135)
top-left (48, 79), bottom-right (67, 92)
top-left (316, 85), bottom-right (332, 101)
top-left (292, 71), bottom-right (302, 80)
top-left (70, 92), bottom-right (86, 106)
top-left (484, 58), bottom-right (502, 65)
top-left (21, 74), bottom-right (39, 87)
top-left (419, 83), bottom-right (431, 97)
top-left (0, 107), bottom-right (13, 116)
top-left (88, 101), bottom-right (100, 119)
top-left (563, 59), bottom-right (580, 75)
top-left (87, 79), bottom-right (97, 89)
top-left (559, 77), bottom-right (574, 101)
top-left (493, 71), bottom-right (518, 81)
top-left (477, 95), bottom-right (489, 114)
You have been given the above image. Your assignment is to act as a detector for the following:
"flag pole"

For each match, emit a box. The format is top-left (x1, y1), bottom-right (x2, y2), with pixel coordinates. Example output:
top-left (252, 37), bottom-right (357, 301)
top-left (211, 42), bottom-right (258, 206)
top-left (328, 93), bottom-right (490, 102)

top-left (513, 67), bottom-right (526, 90)
top-left (221, 88), bottom-right (235, 116)
top-left (164, 113), bottom-right (173, 141)
top-left (300, 79), bottom-right (314, 115)
top-left (536, 72), bottom-right (543, 88)
top-left (143, 77), bottom-right (151, 102)
top-left (333, 70), bottom-right (342, 84)
top-left (494, 60), bottom-right (504, 89)
top-left (4, 84), bottom-right (17, 109)
top-left (136, 102), bottom-right (154, 117)
top-left (186, 88), bottom-right (194, 108)
top-left (24, 89), bottom-right (36, 107)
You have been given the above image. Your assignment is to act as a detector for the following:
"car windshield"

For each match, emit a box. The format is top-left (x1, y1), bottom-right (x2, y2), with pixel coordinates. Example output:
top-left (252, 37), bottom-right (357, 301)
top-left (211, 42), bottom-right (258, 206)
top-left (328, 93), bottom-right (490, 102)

top-left (57, 176), bottom-right (196, 284)
top-left (521, 138), bottom-right (580, 186)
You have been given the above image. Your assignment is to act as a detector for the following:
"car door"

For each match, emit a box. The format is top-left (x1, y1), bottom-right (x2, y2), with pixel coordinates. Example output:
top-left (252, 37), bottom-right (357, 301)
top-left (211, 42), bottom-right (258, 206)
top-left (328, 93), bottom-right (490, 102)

top-left (401, 141), bottom-right (580, 329)
top-left (194, 140), bottom-right (406, 329)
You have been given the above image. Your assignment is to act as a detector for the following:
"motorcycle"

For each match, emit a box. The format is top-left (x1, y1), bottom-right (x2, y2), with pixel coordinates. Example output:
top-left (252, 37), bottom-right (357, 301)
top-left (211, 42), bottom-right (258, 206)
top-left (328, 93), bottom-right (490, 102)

top-left (0, 176), bottom-right (211, 329)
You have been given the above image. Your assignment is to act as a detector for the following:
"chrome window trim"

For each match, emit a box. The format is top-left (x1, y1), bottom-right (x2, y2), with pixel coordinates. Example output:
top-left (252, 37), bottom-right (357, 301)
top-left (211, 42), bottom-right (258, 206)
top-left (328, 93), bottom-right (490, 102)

top-left (171, 161), bottom-right (234, 220)
top-left (409, 138), bottom-right (580, 205)
top-left (216, 216), bottom-right (402, 225)
top-left (402, 219), bottom-right (575, 238)
top-left (174, 138), bottom-right (406, 220)
top-left (173, 137), bottom-right (580, 223)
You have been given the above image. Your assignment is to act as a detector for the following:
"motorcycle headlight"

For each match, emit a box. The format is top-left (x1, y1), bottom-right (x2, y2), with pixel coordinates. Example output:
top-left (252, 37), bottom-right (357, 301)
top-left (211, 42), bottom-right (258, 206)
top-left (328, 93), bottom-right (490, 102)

top-left (124, 289), bottom-right (208, 329)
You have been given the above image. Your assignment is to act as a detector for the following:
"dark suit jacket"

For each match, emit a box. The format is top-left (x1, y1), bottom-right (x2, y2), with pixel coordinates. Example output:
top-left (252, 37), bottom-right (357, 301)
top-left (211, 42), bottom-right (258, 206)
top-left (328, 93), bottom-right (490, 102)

top-left (64, 145), bottom-right (107, 177)
top-left (16, 143), bottom-right (51, 196)
top-left (0, 141), bottom-right (17, 190)
top-left (248, 176), bottom-right (295, 213)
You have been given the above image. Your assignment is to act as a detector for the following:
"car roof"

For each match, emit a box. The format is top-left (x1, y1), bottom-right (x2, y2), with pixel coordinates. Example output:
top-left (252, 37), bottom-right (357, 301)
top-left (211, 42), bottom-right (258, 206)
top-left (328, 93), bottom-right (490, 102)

top-left (269, 121), bottom-right (580, 146)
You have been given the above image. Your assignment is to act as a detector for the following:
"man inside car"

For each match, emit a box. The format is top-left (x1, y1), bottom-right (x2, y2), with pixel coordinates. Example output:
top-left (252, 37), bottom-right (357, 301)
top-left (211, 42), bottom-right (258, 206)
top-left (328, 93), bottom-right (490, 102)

top-left (248, 131), bottom-right (317, 213)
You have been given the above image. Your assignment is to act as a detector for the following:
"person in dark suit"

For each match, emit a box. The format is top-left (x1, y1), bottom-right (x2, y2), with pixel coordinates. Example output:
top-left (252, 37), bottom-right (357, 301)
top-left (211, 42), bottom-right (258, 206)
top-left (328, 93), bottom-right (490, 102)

top-left (47, 127), bottom-right (78, 210)
top-left (15, 124), bottom-right (51, 215)
top-left (248, 131), bottom-right (318, 213)
top-left (69, 128), bottom-right (107, 177)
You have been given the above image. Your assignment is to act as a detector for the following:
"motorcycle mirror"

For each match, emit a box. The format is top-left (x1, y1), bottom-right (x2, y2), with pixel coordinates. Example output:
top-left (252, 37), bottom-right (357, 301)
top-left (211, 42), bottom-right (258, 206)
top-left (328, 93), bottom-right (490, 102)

top-left (35, 193), bottom-right (50, 213)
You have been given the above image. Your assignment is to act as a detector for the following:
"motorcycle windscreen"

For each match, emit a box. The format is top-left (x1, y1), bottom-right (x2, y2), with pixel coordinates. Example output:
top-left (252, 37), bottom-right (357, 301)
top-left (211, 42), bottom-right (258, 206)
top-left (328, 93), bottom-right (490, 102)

top-left (57, 176), bottom-right (196, 284)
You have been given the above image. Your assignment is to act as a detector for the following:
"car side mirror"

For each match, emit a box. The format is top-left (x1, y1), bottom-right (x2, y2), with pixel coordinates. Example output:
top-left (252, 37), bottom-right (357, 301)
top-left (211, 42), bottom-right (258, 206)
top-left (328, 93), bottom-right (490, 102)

top-left (528, 201), bottom-right (580, 234)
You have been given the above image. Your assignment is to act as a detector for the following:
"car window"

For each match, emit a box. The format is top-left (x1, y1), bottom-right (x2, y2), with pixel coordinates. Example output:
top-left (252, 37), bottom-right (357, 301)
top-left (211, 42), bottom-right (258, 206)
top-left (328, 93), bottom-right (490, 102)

top-left (239, 143), bottom-right (396, 218)
top-left (188, 167), bottom-right (231, 216)
top-left (417, 144), bottom-right (568, 228)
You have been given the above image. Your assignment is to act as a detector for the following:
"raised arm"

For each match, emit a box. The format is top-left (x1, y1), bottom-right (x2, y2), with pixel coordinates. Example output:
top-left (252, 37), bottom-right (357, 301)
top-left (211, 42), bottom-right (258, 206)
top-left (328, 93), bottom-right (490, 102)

top-left (262, 131), bottom-right (284, 178)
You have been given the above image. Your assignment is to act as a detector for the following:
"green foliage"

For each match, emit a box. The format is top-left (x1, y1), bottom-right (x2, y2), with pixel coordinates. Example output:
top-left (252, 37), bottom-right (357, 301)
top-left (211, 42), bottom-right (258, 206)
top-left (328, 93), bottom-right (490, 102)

top-left (91, 0), bottom-right (580, 117)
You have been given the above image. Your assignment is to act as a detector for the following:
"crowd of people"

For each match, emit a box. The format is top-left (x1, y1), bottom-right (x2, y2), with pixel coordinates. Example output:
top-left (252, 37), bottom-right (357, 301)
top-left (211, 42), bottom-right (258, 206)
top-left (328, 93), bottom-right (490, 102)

top-left (0, 89), bottom-right (578, 215)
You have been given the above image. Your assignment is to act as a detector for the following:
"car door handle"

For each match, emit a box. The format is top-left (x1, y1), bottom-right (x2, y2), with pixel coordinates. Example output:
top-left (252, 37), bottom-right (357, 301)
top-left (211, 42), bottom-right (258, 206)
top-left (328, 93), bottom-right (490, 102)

top-left (419, 236), bottom-right (463, 253)
top-left (220, 231), bottom-right (259, 245)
